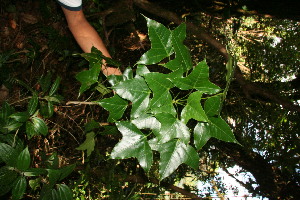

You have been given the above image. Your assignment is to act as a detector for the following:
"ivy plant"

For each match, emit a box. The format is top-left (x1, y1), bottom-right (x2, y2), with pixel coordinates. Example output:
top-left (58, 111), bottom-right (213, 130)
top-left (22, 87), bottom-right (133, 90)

top-left (77, 16), bottom-right (238, 180)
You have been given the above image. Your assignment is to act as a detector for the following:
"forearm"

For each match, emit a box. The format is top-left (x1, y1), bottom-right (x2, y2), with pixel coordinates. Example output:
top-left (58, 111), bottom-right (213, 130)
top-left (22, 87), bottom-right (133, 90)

top-left (62, 7), bottom-right (122, 76)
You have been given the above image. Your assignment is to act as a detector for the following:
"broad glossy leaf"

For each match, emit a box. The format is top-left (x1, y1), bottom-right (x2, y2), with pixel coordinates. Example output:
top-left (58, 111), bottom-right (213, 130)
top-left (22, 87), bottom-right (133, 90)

top-left (204, 95), bottom-right (221, 117)
top-left (75, 63), bottom-right (101, 94)
top-left (131, 114), bottom-right (161, 132)
top-left (57, 184), bottom-right (73, 200)
top-left (113, 76), bottom-right (150, 118)
top-left (194, 117), bottom-right (238, 150)
top-left (49, 76), bottom-right (61, 96)
top-left (181, 91), bottom-right (208, 124)
top-left (183, 145), bottom-right (200, 170)
top-left (164, 23), bottom-right (192, 73)
top-left (107, 74), bottom-right (123, 87)
top-left (155, 113), bottom-right (190, 144)
top-left (137, 16), bottom-right (173, 65)
top-left (123, 67), bottom-right (134, 81)
top-left (32, 117), bottom-right (48, 136)
top-left (194, 123), bottom-right (211, 150)
top-left (170, 60), bottom-right (220, 94)
top-left (209, 116), bottom-right (238, 144)
top-left (0, 143), bottom-right (18, 166)
top-left (97, 95), bottom-right (128, 122)
top-left (111, 121), bottom-right (153, 172)
top-left (144, 73), bottom-right (176, 116)
top-left (76, 132), bottom-right (95, 157)
top-left (16, 146), bottom-right (31, 171)
top-left (136, 64), bottom-right (150, 76)
top-left (158, 139), bottom-right (196, 180)
top-left (28, 93), bottom-right (38, 115)
top-left (12, 176), bottom-right (27, 200)
top-left (9, 111), bottom-right (30, 122)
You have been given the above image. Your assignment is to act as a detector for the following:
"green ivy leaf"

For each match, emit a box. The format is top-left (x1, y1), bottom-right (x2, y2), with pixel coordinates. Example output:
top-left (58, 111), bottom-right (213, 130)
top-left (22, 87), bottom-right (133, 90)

top-left (49, 76), bottom-right (61, 96)
top-left (170, 60), bottom-right (220, 94)
top-left (9, 111), bottom-right (30, 123)
top-left (28, 93), bottom-right (38, 115)
top-left (16, 146), bottom-right (31, 171)
top-left (32, 117), bottom-right (48, 136)
top-left (155, 113), bottom-right (190, 144)
top-left (113, 76), bottom-right (150, 118)
top-left (137, 16), bottom-right (173, 65)
top-left (12, 176), bottom-right (27, 200)
top-left (96, 95), bottom-right (128, 122)
top-left (158, 139), bottom-right (198, 180)
top-left (75, 63), bottom-right (101, 94)
top-left (204, 95), bottom-right (221, 117)
top-left (181, 91), bottom-right (208, 124)
top-left (111, 121), bottom-right (153, 172)
top-left (76, 132), bottom-right (95, 157)
top-left (144, 73), bottom-right (176, 116)
top-left (57, 184), bottom-right (73, 200)
top-left (164, 23), bottom-right (192, 73)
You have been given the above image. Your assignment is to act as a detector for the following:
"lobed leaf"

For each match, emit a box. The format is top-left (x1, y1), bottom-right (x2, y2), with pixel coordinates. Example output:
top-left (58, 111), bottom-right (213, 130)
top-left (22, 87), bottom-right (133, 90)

top-left (137, 16), bottom-right (173, 65)
top-left (96, 95), bottom-right (128, 122)
top-left (75, 63), bottom-right (101, 94)
top-left (111, 121), bottom-right (153, 172)
top-left (170, 60), bottom-right (220, 94)
top-left (155, 113), bottom-right (190, 144)
top-left (164, 23), bottom-right (192, 73)
top-left (76, 132), bottom-right (96, 157)
top-left (113, 76), bottom-right (150, 118)
top-left (181, 91), bottom-right (208, 124)
top-left (158, 139), bottom-right (199, 180)
top-left (144, 72), bottom-right (176, 116)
